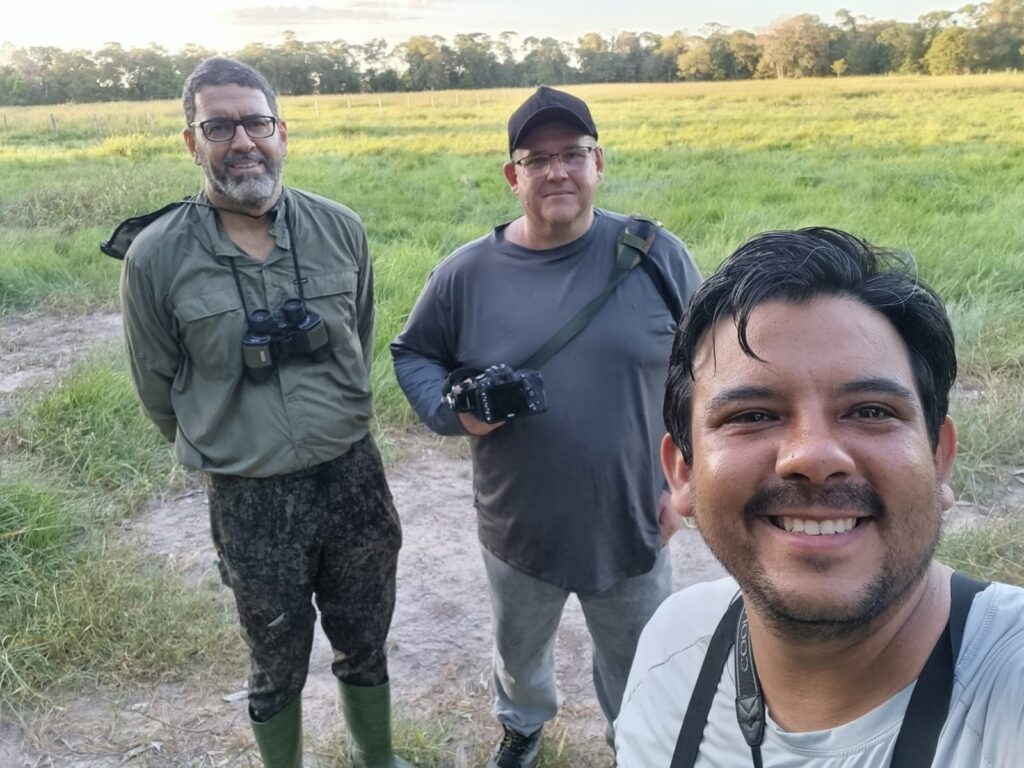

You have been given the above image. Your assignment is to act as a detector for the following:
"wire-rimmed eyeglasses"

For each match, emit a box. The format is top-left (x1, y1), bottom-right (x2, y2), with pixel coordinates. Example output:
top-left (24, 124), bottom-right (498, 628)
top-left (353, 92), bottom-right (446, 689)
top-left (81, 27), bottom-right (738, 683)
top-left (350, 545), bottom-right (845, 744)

top-left (513, 146), bottom-right (596, 177)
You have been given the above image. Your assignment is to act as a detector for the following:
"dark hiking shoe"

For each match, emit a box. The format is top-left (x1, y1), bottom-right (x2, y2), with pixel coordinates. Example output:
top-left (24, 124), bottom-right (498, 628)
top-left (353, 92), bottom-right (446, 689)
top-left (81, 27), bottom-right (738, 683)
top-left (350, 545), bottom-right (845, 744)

top-left (485, 725), bottom-right (542, 768)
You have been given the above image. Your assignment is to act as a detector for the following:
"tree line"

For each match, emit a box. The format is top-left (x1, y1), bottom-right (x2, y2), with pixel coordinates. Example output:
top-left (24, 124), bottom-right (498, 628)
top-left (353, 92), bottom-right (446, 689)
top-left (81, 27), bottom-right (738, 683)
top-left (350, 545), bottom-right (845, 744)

top-left (2, 2), bottom-right (1023, 106)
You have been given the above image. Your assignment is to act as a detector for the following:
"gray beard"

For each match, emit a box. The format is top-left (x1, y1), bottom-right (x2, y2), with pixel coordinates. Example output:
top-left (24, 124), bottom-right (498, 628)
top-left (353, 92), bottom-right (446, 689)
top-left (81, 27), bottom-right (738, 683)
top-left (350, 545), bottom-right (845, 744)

top-left (201, 150), bottom-right (282, 210)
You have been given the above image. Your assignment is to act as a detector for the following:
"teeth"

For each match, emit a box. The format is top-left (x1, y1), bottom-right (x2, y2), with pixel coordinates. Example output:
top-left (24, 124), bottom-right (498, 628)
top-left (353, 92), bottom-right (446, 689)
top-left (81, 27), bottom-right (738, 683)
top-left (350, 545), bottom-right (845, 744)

top-left (777, 517), bottom-right (857, 535)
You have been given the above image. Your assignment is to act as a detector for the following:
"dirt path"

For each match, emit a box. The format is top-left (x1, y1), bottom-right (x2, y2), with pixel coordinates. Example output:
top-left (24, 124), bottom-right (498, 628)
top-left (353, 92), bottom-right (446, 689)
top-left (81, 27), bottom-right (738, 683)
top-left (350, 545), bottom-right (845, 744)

top-left (4, 311), bottom-right (1016, 766)
top-left (0, 311), bottom-right (726, 766)
top-left (0, 311), bottom-right (123, 421)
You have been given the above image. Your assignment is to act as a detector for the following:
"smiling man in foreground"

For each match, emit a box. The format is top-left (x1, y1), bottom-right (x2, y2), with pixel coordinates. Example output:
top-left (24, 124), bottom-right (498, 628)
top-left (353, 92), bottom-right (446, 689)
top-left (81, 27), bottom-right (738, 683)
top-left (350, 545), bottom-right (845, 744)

top-left (614, 228), bottom-right (1024, 767)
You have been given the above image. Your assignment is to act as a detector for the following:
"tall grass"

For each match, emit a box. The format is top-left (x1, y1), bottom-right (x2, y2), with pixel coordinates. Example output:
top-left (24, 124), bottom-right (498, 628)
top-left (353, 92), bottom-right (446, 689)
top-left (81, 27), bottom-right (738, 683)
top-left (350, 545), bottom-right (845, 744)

top-left (0, 75), bottom-right (1022, 731)
top-left (1, 350), bottom-right (238, 703)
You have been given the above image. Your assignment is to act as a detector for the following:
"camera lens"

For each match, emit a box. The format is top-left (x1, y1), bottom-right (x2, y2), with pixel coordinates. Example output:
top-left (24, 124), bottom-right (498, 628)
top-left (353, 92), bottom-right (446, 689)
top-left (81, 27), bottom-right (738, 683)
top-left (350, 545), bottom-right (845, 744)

top-left (248, 309), bottom-right (275, 334)
top-left (281, 298), bottom-right (306, 325)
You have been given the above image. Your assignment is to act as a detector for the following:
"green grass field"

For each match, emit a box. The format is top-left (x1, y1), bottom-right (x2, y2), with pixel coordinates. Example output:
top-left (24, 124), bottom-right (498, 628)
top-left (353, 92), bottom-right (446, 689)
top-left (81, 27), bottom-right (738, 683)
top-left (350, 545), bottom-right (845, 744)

top-left (1, 75), bottom-right (1023, 762)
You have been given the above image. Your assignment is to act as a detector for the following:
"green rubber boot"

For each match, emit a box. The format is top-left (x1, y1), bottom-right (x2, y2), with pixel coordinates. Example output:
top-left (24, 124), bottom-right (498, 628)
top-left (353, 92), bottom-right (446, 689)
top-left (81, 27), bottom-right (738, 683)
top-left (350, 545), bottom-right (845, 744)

top-left (250, 696), bottom-right (303, 768)
top-left (339, 681), bottom-right (417, 768)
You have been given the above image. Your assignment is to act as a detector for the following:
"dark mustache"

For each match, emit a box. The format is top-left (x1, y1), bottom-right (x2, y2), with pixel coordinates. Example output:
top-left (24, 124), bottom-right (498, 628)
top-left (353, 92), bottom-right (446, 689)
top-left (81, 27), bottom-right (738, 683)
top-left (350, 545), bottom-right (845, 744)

top-left (224, 151), bottom-right (267, 165)
top-left (743, 481), bottom-right (885, 521)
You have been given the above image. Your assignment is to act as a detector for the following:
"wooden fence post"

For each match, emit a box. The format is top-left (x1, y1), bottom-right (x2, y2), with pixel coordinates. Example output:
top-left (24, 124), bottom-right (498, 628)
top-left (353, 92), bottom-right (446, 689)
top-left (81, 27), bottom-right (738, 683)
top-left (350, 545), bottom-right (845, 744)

top-left (49, 113), bottom-right (58, 137)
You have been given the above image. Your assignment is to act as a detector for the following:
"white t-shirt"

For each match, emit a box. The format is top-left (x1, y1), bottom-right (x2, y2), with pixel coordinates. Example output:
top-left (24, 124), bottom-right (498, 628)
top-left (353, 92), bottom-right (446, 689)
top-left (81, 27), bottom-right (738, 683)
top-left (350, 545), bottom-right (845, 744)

top-left (616, 576), bottom-right (1024, 767)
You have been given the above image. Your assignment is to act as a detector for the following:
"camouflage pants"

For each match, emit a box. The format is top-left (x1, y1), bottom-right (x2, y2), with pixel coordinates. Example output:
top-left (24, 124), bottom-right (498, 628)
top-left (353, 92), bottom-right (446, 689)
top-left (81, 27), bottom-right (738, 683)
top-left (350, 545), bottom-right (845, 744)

top-left (206, 435), bottom-right (402, 721)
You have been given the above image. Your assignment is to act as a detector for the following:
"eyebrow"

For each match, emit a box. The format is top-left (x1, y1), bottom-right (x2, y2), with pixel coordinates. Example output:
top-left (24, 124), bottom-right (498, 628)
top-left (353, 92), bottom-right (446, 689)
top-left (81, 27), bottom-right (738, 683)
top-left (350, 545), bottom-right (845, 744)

top-left (834, 378), bottom-right (918, 404)
top-left (703, 378), bottom-right (919, 417)
top-left (704, 386), bottom-right (777, 416)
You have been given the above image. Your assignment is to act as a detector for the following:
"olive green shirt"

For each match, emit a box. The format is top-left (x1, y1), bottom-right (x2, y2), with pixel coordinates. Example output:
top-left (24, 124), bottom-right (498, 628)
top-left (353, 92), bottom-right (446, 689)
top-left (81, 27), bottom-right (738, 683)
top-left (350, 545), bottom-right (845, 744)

top-left (120, 188), bottom-right (374, 478)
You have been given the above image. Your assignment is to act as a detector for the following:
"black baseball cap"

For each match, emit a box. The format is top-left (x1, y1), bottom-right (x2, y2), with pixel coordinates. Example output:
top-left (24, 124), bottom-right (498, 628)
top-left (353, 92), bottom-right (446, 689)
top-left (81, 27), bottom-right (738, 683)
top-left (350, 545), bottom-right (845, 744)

top-left (507, 86), bottom-right (598, 156)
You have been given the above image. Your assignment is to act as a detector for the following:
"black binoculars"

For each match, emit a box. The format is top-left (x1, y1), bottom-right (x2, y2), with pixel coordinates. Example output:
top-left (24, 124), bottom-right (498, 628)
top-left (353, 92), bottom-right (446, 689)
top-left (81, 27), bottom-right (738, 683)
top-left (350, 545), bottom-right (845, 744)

top-left (241, 298), bottom-right (330, 383)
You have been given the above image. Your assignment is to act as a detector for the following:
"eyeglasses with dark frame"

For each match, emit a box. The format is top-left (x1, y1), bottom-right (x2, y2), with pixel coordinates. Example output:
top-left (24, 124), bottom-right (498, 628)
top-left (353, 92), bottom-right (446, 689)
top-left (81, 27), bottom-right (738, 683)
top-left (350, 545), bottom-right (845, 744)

top-left (190, 115), bottom-right (278, 143)
top-left (513, 146), bottom-right (596, 177)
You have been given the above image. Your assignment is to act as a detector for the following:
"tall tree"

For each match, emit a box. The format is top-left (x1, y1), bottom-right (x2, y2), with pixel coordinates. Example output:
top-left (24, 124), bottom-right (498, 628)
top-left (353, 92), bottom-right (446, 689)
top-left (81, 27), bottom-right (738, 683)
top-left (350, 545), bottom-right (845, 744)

top-left (757, 14), bottom-right (834, 78)
top-left (360, 38), bottom-right (401, 92)
top-left (577, 33), bottom-right (617, 82)
top-left (924, 25), bottom-right (973, 73)
top-left (125, 45), bottom-right (180, 100)
top-left (397, 35), bottom-right (454, 90)
top-left (520, 37), bottom-right (575, 86)
top-left (452, 33), bottom-right (500, 88)
top-left (494, 31), bottom-right (521, 86)
top-left (311, 40), bottom-right (361, 94)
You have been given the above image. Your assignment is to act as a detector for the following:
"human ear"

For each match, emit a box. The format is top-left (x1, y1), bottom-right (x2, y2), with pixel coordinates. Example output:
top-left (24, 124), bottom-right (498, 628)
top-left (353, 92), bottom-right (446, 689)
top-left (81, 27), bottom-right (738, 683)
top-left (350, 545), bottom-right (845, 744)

top-left (660, 433), bottom-right (694, 518)
top-left (182, 128), bottom-right (201, 165)
top-left (934, 416), bottom-right (957, 511)
top-left (502, 160), bottom-right (518, 190)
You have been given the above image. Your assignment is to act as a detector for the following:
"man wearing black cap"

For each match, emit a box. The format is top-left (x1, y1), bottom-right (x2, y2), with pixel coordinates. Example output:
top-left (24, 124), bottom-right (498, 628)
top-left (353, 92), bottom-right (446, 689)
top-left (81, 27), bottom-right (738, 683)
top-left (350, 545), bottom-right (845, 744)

top-left (391, 86), bottom-right (701, 766)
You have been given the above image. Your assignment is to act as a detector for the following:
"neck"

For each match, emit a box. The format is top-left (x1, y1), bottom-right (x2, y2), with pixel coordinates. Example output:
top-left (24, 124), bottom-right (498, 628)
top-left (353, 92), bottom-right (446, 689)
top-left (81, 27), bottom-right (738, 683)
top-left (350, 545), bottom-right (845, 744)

top-left (746, 562), bottom-right (951, 732)
top-left (206, 185), bottom-right (282, 223)
top-left (505, 208), bottom-right (594, 250)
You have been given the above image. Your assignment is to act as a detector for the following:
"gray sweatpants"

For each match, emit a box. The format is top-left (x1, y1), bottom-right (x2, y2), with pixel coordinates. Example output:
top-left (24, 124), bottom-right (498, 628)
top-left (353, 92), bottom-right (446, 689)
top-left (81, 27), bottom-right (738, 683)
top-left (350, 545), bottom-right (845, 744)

top-left (481, 545), bottom-right (672, 739)
top-left (206, 435), bottom-right (402, 721)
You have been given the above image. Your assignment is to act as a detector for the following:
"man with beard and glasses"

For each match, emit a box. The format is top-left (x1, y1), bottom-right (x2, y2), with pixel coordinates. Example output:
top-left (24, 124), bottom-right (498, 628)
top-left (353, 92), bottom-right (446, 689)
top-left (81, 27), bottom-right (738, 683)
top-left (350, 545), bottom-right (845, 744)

top-left (118, 58), bottom-right (414, 768)
top-left (614, 227), bottom-right (1024, 767)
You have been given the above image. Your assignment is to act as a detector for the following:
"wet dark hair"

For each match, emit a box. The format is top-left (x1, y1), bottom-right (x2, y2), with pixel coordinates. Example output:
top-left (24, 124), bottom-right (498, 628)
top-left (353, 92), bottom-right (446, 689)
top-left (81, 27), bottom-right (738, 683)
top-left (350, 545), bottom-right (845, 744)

top-left (664, 227), bottom-right (957, 464)
top-left (182, 57), bottom-right (279, 126)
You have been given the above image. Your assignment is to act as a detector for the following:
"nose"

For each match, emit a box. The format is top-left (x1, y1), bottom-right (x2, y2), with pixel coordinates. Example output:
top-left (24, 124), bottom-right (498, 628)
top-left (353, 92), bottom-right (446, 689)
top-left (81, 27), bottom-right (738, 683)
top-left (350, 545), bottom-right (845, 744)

top-left (774, 416), bottom-right (856, 486)
top-left (229, 123), bottom-right (256, 151)
top-left (545, 155), bottom-right (569, 180)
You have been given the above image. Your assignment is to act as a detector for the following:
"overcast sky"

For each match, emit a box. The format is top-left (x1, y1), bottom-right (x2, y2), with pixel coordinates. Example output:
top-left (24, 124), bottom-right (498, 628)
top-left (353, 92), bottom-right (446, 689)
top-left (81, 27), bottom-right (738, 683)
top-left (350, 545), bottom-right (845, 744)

top-left (5, 0), bottom-right (949, 52)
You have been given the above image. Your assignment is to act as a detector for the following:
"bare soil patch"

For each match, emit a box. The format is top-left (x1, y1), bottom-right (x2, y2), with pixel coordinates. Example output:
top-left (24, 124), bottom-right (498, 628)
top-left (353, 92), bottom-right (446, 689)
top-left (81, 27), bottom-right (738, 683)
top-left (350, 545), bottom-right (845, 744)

top-left (0, 310), bottom-right (726, 766)
top-left (2, 310), bottom-right (1016, 766)
top-left (3, 430), bottom-right (725, 766)
top-left (0, 311), bottom-right (123, 421)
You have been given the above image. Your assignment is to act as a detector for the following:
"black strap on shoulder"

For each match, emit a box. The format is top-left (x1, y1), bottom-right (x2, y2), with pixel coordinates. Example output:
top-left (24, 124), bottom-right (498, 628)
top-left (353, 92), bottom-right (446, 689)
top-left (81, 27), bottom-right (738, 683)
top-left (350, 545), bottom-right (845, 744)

top-left (624, 214), bottom-right (684, 323)
top-left (518, 216), bottom-right (649, 370)
top-left (671, 595), bottom-right (744, 768)
top-left (671, 572), bottom-right (988, 768)
top-left (889, 571), bottom-right (988, 768)
top-left (100, 198), bottom-right (196, 260)
top-left (949, 571), bottom-right (987, 660)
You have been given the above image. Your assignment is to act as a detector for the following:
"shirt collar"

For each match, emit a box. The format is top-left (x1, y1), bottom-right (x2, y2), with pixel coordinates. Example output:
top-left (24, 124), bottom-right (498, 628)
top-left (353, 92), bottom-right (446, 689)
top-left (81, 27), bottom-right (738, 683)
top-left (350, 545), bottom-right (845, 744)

top-left (194, 188), bottom-right (291, 260)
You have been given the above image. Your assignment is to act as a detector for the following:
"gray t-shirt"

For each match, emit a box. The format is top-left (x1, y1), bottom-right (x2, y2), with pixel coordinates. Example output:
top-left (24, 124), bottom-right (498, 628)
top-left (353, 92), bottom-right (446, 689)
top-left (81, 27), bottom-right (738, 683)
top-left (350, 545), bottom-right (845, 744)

top-left (616, 576), bottom-right (1024, 767)
top-left (390, 209), bottom-right (702, 592)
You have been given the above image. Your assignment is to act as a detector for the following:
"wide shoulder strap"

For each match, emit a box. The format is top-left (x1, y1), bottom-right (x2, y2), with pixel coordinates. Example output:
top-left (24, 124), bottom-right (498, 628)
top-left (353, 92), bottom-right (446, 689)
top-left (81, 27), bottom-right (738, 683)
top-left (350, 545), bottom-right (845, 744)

top-left (888, 571), bottom-right (989, 768)
top-left (619, 214), bottom-right (686, 324)
top-left (671, 595), bottom-right (744, 768)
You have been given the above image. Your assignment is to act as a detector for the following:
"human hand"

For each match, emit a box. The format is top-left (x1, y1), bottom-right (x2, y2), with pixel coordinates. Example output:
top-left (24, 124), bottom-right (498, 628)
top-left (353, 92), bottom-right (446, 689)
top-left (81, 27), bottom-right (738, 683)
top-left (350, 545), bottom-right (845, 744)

top-left (458, 412), bottom-right (506, 436)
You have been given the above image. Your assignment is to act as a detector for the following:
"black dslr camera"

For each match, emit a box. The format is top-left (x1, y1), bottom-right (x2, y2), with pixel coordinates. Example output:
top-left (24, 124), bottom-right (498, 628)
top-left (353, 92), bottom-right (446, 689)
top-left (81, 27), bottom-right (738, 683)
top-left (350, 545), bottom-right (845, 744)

top-left (241, 298), bottom-right (330, 383)
top-left (446, 364), bottom-right (548, 424)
